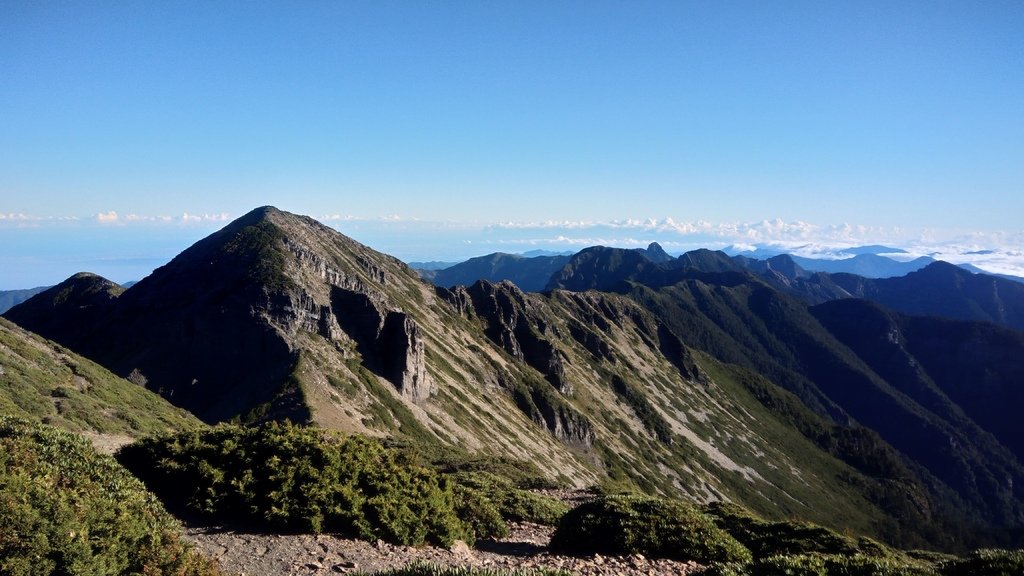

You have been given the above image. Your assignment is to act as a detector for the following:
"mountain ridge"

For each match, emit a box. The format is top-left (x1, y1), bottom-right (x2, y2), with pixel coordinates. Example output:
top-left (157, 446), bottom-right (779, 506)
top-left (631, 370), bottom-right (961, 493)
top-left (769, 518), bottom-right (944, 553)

top-left (7, 206), bottom-right (1024, 550)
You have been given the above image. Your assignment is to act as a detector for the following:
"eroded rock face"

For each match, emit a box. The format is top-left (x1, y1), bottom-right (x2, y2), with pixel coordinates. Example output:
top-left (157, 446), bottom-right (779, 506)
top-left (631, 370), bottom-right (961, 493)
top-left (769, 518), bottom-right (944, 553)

top-left (436, 285), bottom-right (473, 316)
top-left (454, 280), bottom-right (593, 447)
top-left (463, 281), bottom-right (569, 393)
top-left (542, 400), bottom-right (595, 448)
top-left (380, 311), bottom-right (434, 400)
top-left (330, 286), bottom-right (433, 401)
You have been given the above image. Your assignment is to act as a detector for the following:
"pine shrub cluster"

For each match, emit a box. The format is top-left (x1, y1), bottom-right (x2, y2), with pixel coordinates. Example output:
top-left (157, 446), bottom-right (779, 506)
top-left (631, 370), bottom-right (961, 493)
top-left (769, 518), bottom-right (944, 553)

top-left (549, 493), bottom-right (753, 564)
top-left (116, 422), bottom-right (472, 546)
top-left (0, 416), bottom-right (220, 576)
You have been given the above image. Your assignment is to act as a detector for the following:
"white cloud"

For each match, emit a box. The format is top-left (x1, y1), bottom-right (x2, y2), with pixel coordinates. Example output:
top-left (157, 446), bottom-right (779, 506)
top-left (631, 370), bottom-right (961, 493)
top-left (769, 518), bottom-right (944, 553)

top-left (180, 212), bottom-right (230, 223)
top-left (6, 209), bottom-right (1024, 278)
top-left (0, 213), bottom-right (37, 221)
top-left (95, 211), bottom-right (120, 224)
top-left (124, 214), bottom-right (173, 223)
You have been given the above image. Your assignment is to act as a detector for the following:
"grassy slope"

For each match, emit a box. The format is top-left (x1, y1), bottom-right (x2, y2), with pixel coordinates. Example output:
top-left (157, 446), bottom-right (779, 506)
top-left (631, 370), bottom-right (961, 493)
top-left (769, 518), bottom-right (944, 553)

top-left (0, 317), bottom-right (201, 438)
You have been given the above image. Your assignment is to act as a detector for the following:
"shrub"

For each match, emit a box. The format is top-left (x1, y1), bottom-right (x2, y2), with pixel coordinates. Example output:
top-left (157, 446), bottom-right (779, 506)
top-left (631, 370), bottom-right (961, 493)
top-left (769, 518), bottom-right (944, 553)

top-left (116, 422), bottom-right (473, 546)
top-left (940, 548), bottom-right (1024, 576)
top-left (751, 553), bottom-right (937, 576)
top-left (451, 483), bottom-right (510, 540)
top-left (699, 562), bottom-right (754, 576)
top-left (704, 501), bottom-right (862, 558)
top-left (0, 415), bottom-right (220, 576)
top-left (451, 471), bottom-right (569, 526)
top-left (550, 494), bottom-right (752, 564)
top-left (390, 438), bottom-right (561, 490)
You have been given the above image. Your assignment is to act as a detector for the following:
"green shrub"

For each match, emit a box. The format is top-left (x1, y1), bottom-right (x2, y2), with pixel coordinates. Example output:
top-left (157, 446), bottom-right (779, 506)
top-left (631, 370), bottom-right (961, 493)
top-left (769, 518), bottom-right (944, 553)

top-left (550, 494), bottom-right (752, 564)
top-left (451, 483), bottom-right (510, 540)
top-left (451, 471), bottom-right (568, 526)
top-left (116, 422), bottom-right (473, 546)
top-left (752, 553), bottom-right (937, 576)
top-left (391, 439), bottom-right (561, 490)
top-left (0, 415), bottom-right (220, 576)
top-left (941, 548), bottom-right (1024, 576)
top-left (704, 501), bottom-right (862, 558)
top-left (699, 562), bottom-right (754, 576)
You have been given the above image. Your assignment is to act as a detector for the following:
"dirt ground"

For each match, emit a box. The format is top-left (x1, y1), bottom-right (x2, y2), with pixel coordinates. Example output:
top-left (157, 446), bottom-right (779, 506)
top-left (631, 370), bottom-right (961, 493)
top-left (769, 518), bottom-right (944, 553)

top-left (185, 521), bottom-right (704, 576)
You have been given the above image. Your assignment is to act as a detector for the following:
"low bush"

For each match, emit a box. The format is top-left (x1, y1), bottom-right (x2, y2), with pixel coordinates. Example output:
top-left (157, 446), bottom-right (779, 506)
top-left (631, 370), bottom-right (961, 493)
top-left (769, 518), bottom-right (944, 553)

top-left (940, 548), bottom-right (1024, 576)
top-left (451, 483), bottom-right (509, 540)
top-left (753, 553), bottom-right (937, 576)
top-left (0, 415), bottom-right (220, 576)
top-left (704, 501), bottom-right (862, 558)
top-left (550, 494), bottom-right (752, 564)
top-left (701, 553), bottom-right (939, 576)
top-left (116, 422), bottom-right (473, 546)
top-left (450, 471), bottom-right (568, 526)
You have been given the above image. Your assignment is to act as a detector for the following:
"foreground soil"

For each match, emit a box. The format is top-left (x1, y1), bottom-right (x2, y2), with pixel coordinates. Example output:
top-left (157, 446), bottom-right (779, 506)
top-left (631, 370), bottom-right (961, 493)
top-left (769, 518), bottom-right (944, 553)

top-left (185, 521), bottom-right (703, 576)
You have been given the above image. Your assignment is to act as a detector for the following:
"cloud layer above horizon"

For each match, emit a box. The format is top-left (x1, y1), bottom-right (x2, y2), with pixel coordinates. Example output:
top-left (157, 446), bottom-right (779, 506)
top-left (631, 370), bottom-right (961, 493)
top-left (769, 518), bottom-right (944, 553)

top-left (2, 209), bottom-right (1023, 290)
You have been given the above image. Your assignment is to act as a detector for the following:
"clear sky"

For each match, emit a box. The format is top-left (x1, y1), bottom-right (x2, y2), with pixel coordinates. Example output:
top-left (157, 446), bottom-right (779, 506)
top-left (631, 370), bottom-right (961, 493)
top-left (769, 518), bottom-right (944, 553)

top-left (2, 1), bottom-right (1023, 288)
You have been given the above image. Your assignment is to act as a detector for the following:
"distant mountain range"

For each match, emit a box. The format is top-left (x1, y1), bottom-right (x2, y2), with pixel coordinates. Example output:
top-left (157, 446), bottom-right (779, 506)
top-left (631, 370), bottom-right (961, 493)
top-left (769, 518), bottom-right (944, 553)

top-left (6, 206), bottom-right (1024, 550)
top-left (411, 245), bottom-right (1021, 296)
top-left (0, 286), bottom-right (49, 314)
top-left (420, 252), bottom-right (572, 292)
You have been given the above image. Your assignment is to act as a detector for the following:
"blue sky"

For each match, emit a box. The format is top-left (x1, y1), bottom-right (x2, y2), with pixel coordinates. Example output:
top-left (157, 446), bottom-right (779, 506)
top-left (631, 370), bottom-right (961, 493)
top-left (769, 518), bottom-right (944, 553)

top-left (2, 2), bottom-right (1023, 288)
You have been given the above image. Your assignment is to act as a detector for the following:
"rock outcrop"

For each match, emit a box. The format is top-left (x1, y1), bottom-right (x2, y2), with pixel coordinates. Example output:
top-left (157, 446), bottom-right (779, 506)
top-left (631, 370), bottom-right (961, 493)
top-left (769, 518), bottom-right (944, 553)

top-left (463, 281), bottom-right (569, 393)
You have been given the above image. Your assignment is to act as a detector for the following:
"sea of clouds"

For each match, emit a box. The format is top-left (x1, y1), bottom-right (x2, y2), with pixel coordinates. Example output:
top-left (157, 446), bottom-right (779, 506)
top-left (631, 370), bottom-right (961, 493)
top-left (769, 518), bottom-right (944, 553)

top-left (3, 212), bottom-right (1023, 289)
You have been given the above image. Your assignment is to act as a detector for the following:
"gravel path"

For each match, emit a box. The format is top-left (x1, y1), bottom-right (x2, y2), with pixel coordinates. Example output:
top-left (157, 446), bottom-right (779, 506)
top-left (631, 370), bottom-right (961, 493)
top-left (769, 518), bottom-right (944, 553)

top-left (185, 521), bottom-right (704, 576)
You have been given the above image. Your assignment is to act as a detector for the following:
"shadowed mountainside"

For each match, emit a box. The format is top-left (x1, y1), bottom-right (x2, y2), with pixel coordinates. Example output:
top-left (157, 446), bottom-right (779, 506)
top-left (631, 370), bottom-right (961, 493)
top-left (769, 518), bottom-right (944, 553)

top-left (0, 317), bottom-right (201, 439)
top-left (422, 252), bottom-right (571, 292)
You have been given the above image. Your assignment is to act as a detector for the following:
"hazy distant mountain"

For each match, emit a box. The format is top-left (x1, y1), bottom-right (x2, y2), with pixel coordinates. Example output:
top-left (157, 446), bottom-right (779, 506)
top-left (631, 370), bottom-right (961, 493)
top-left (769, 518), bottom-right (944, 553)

top-left (521, 249), bottom-right (574, 257)
top-left (0, 286), bottom-right (49, 314)
top-left (8, 207), bottom-right (1024, 549)
top-left (406, 260), bottom-right (458, 271)
top-left (791, 254), bottom-right (935, 278)
top-left (425, 252), bottom-right (572, 292)
top-left (839, 245), bottom-right (908, 256)
top-left (725, 244), bottom-right (908, 259)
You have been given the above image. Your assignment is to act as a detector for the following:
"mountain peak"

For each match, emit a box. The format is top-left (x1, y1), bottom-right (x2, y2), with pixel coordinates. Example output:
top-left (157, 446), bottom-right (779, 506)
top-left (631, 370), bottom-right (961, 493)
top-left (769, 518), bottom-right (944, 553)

top-left (3, 271), bottom-right (124, 345)
top-left (644, 242), bottom-right (674, 263)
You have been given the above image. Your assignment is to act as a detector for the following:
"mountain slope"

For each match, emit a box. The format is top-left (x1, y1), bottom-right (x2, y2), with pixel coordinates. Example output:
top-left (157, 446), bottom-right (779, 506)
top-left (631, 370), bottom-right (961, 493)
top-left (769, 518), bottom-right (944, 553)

top-left (0, 317), bottom-right (201, 439)
top-left (424, 252), bottom-right (571, 292)
top-left (4, 272), bottom-right (124, 344)
top-left (576, 265), bottom-right (1024, 547)
top-left (813, 298), bottom-right (1024, 462)
top-left (832, 261), bottom-right (1024, 330)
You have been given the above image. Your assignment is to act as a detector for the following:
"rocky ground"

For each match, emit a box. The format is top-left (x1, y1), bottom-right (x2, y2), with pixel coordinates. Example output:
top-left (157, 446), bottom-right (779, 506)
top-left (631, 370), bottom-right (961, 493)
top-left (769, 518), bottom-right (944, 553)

top-left (185, 521), bottom-right (704, 576)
